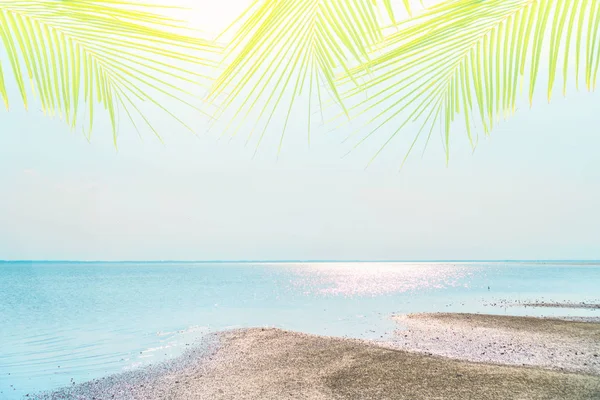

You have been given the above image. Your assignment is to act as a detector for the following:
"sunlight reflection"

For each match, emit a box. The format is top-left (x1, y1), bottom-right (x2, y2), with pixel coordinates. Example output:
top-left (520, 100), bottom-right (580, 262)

top-left (286, 262), bottom-right (476, 297)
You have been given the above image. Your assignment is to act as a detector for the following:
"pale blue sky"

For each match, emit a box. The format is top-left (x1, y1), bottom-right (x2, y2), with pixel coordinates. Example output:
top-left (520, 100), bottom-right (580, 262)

top-left (0, 2), bottom-right (599, 261)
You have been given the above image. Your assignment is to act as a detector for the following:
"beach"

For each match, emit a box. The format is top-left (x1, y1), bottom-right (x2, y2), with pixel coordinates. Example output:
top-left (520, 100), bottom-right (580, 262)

top-left (5, 261), bottom-right (600, 398)
top-left (37, 314), bottom-right (600, 400)
top-left (391, 313), bottom-right (600, 375)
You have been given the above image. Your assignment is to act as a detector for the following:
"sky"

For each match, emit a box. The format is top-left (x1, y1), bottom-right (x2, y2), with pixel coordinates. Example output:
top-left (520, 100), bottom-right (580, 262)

top-left (0, 1), bottom-right (599, 261)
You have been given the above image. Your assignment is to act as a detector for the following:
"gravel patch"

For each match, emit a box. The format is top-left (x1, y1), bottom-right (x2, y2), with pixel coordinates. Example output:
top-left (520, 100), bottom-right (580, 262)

top-left (390, 313), bottom-right (600, 376)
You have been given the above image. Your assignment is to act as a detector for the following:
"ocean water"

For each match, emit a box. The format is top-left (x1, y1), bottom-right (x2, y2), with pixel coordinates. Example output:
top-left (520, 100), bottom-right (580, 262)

top-left (1, 261), bottom-right (599, 399)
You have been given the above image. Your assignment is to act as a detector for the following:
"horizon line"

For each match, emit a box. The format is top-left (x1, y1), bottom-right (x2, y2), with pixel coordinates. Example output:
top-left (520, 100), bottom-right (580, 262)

top-left (1, 259), bottom-right (599, 264)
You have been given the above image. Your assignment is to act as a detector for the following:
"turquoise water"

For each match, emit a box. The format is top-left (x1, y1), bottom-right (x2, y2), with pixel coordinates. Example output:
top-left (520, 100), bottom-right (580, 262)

top-left (1, 261), bottom-right (599, 399)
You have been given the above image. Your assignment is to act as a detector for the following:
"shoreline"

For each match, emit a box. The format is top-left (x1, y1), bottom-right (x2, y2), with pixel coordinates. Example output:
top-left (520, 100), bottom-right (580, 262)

top-left (483, 299), bottom-right (600, 310)
top-left (36, 314), bottom-right (600, 400)
top-left (521, 303), bottom-right (600, 309)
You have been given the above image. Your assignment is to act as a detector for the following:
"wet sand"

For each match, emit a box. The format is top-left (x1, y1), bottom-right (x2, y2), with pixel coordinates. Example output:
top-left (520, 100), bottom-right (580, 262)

top-left (38, 319), bottom-right (600, 400)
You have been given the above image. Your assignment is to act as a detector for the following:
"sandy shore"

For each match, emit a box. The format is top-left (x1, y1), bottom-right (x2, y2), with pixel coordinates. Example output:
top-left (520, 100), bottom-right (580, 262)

top-left (391, 313), bottom-right (600, 376)
top-left (38, 318), bottom-right (600, 400)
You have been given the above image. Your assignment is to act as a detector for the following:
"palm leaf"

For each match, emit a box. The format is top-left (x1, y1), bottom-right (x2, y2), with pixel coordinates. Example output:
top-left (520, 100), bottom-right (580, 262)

top-left (0, 0), bottom-right (218, 143)
top-left (208, 0), bottom-right (413, 154)
top-left (342, 0), bottom-right (600, 166)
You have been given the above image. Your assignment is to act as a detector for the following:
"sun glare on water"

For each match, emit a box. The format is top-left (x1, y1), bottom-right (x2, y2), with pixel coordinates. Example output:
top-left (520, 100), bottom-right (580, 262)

top-left (284, 263), bottom-right (477, 297)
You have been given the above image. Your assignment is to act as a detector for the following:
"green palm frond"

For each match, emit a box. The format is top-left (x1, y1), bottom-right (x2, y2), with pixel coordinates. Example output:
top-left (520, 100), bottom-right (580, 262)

top-left (342, 0), bottom-right (600, 166)
top-left (208, 0), bottom-right (413, 153)
top-left (0, 0), bottom-right (218, 143)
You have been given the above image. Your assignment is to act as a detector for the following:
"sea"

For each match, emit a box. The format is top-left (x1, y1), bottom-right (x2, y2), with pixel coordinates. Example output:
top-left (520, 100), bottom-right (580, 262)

top-left (1, 261), bottom-right (599, 399)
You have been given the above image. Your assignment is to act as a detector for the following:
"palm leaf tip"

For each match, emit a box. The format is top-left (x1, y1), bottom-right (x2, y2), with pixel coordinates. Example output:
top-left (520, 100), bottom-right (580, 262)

top-left (342, 0), bottom-right (600, 166)
top-left (208, 0), bottom-right (415, 154)
top-left (0, 0), bottom-right (218, 142)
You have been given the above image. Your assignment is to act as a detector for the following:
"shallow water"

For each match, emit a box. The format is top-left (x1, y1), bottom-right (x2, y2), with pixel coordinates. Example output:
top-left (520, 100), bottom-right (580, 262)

top-left (1, 261), bottom-right (599, 399)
